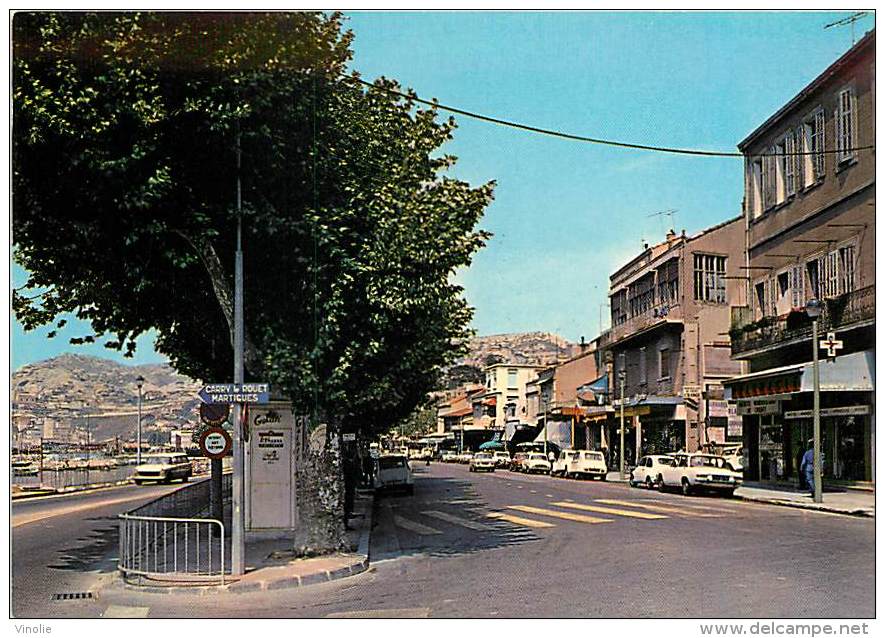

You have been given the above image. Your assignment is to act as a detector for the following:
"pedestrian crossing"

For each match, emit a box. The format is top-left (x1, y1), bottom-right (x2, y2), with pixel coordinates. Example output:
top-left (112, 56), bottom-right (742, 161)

top-left (390, 496), bottom-right (745, 536)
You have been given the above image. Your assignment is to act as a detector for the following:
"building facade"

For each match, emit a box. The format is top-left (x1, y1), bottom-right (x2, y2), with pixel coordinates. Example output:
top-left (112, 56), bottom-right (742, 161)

top-left (602, 219), bottom-right (747, 464)
top-left (473, 363), bottom-right (545, 430)
top-left (725, 31), bottom-right (875, 486)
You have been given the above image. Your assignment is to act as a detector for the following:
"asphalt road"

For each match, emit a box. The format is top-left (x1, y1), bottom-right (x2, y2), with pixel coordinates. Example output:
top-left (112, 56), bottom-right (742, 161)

top-left (92, 462), bottom-right (875, 619)
top-left (11, 482), bottom-right (183, 618)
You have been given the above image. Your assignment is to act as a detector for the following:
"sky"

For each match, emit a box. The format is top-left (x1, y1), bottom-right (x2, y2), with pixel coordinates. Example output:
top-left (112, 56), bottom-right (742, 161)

top-left (8, 9), bottom-right (875, 370)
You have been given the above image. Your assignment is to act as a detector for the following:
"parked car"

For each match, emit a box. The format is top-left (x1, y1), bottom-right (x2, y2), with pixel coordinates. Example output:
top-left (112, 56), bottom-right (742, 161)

top-left (491, 450), bottom-right (511, 468)
top-left (509, 452), bottom-right (529, 472)
top-left (552, 450), bottom-right (608, 480)
top-left (441, 451), bottom-right (458, 463)
top-left (630, 454), bottom-right (675, 488)
top-left (457, 452), bottom-right (475, 464)
top-left (374, 454), bottom-right (414, 494)
top-left (657, 452), bottom-right (743, 496)
top-left (133, 453), bottom-right (193, 485)
top-left (523, 453), bottom-right (552, 474)
top-left (469, 452), bottom-right (496, 472)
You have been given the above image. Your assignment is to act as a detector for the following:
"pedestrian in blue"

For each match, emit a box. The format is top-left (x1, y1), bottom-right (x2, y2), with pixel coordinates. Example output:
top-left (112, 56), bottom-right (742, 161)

top-left (799, 439), bottom-right (815, 497)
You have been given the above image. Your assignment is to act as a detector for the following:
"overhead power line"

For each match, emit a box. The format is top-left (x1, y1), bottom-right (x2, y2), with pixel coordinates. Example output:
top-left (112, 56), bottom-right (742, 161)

top-left (353, 76), bottom-right (875, 159)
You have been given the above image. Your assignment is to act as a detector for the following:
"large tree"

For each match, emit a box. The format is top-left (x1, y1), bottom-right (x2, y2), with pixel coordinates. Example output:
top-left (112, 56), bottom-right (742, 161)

top-left (13, 12), bottom-right (493, 440)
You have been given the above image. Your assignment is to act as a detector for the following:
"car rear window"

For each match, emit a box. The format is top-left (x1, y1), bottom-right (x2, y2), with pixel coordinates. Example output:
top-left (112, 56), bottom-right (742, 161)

top-left (379, 457), bottom-right (406, 469)
top-left (584, 452), bottom-right (604, 461)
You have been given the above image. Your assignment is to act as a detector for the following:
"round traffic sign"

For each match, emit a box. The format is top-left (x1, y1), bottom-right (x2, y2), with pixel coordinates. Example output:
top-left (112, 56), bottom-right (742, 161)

top-left (199, 426), bottom-right (232, 459)
top-left (200, 402), bottom-right (230, 426)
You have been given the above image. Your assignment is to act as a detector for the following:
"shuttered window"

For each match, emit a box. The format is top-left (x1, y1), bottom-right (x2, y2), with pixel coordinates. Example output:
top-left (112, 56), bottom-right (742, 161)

top-left (837, 87), bottom-right (856, 162)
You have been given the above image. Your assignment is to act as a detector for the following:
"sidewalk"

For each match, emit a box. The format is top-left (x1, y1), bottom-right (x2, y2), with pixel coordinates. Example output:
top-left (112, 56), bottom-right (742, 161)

top-left (110, 489), bottom-right (374, 596)
top-left (735, 483), bottom-right (874, 517)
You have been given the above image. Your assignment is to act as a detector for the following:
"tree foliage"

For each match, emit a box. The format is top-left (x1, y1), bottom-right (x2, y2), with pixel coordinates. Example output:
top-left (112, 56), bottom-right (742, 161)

top-left (13, 11), bottom-right (493, 437)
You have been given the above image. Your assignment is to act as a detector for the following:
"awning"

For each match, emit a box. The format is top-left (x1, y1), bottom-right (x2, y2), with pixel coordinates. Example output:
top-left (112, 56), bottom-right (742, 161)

top-left (478, 440), bottom-right (505, 450)
top-left (482, 397), bottom-right (497, 406)
top-left (724, 350), bottom-right (873, 399)
top-left (578, 374), bottom-right (609, 394)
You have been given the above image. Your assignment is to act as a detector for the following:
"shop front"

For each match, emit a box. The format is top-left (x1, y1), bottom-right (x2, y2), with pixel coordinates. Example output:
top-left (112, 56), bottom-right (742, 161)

top-left (724, 350), bottom-right (874, 486)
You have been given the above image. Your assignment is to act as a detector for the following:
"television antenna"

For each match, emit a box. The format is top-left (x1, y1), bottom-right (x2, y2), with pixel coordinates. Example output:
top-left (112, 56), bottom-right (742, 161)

top-left (647, 209), bottom-right (678, 235)
top-left (824, 12), bottom-right (870, 45)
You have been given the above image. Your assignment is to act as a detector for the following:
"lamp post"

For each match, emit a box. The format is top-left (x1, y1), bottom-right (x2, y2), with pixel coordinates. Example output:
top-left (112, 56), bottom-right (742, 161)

top-left (618, 369), bottom-right (626, 480)
top-left (806, 299), bottom-right (823, 503)
top-left (135, 375), bottom-right (144, 465)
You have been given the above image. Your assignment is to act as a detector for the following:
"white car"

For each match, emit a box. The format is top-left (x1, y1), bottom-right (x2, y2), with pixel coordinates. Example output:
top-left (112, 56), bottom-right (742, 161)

top-left (657, 452), bottom-right (743, 496)
top-left (441, 451), bottom-right (458, 463)
top-left (133, 453), bottom-right (193, 485)
top-left (522, 453), bottom-right (552, 474)
top-left (469, 452), bottom-right (496, 472)
top-left (457, 452), bottom-right (475, 464)
top-left (630, 454), bottom-right (675, 489)
top-left (491, 451), bottom-right (511, 468)
top-left (374, 454), bottom-right (414, 494)
top-left (552, 450), bottom-right (608, 480)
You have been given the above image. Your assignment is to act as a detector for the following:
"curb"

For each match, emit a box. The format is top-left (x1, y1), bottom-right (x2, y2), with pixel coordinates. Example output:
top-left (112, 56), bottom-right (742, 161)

top-left (737, 494), bottom-right (874, 518)
top-left (113, 489), bottom-right (375, 597)
top-left (11, 479), bottom-right (133, 500)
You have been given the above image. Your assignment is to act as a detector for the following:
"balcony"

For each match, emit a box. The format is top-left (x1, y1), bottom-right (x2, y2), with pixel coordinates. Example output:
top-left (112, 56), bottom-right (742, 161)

top-left (610, 302), bottom-right (682, 345)
top-left (731, 285), bottom-right (874, 357)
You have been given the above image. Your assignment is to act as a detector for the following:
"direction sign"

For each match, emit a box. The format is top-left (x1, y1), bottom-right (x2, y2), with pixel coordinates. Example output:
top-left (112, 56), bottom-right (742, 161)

top-left (199, 383), bottom-right (270, 404)
top-left (200, 402), bottom-right (230, 426)
top-left (199, 426), bottom-right (232, 459)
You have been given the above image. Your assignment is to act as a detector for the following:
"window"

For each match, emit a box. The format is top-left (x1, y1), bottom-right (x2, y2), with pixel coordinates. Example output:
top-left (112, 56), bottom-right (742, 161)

top-left (748, 158), bottom-right (763, 218)
top-left (628, 273), bottom-right (655, 317)
top-left (507, 369), bottom-right (518, 389)
top-left (837, 86), bottom-right (856, 163)
top-left (639, 347), bottom-right (647, 385)
top-left (838, 244), bottom-right (856, 294)
top-left (775, 140), bottom-right (786, 204)
top-left (803, 108), bottom-right (825, 184)
top-left (755, 281), bottom-right (767, 318)
top-left (776, 271), bottom-right (791, 315)
top-left (659, 348), bottom-right (671, 380)
top-left (785, 130), bottom-right (797, 196)
top-left (611, 290), bottom-right (628, 326)
top-left (790, 265), bottom-right (805, 308)
top-left (763, 146), bottom-right (777, 209)
top-left (693, 254), bottom-right (727, 303)
top-left (657, 259), bottom-right (679, 304)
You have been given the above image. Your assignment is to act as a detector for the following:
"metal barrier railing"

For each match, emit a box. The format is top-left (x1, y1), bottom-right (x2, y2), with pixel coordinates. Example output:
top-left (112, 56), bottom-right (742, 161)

top-left (118, 473), bottom-right (232, 586)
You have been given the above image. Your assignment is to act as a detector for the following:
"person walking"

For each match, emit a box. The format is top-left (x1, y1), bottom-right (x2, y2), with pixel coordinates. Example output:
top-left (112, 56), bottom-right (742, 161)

top-left (799, 439), bottom-right (815, 497)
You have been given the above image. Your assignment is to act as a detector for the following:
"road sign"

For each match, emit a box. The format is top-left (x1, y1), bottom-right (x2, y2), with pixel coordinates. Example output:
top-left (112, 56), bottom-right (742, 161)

top-left (342, 433), bottom-right (356, 442)
top-left (200, 402), bottom-right (230, 426)
top-left (199, 383), bottom-right (270, 404)
top-left (199, 426), bottom-right (232, 459)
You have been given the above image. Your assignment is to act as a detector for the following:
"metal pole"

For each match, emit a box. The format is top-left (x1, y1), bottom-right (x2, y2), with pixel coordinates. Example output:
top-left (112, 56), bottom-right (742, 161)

top-left (137, 385), bottom-right (143, 465)
top-left (812, 318), bottom-right (822, 503)
top-left (619, 373), bottom-right (626, 479)
top-left (231, 128), bottom-right (246, 576)
top-left (543, 399), bottom-right (548, 458)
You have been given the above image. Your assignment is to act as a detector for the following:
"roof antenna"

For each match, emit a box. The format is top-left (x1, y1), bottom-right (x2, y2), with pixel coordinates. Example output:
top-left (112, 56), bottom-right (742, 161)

top-left (824, 12), bottom-right (870, 46)
top-left (647, 209), bottom-right (678, 238)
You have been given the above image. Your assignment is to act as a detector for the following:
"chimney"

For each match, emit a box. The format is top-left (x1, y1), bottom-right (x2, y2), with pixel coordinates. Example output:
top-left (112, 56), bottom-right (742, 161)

top-left (666, 229), bottom-right (676, 246)
top-left (579, 336), bottom-right (587, 352)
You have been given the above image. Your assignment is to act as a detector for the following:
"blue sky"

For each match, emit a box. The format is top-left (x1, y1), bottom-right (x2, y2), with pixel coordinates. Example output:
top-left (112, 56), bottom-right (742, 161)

top-left (9, 10), bottom-right (874, 370)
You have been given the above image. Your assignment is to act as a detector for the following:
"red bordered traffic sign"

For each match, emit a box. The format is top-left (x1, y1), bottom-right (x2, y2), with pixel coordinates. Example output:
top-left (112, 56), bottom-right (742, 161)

top-left (199, 426), bottom-right (232, 459)
top-left (200, 402), bottom-right (230, 426)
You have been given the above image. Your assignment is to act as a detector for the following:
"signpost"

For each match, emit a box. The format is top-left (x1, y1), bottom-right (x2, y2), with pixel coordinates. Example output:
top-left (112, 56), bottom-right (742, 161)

top-left (198, 380), bottom-right (270, 567)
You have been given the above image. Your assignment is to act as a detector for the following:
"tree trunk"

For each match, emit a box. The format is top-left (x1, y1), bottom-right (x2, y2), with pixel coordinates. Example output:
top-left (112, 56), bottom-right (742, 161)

top-left (175, 229), bottom-right (264, 375)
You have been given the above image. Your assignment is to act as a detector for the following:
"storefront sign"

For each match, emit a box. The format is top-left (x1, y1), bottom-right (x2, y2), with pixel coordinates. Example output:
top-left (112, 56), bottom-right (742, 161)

top-left (683, 385), bottom-right (701, 400)
top-left (727, 404), bottom-right (743, 438)
top-left (783, 405), bottom-right (871, 420)
top-left (736, 398), bottom-right (780, 415)
top-left (708, 400), bottom-right (729, 418)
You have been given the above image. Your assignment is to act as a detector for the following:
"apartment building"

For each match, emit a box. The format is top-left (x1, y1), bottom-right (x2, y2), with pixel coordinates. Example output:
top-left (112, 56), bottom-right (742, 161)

top-left (472, 363), bottom-right (544, 431)
top-left (525, 347), bottom-right (599, 449)
top-left (724, 31), bottom-right (875, 485)
top-left (601, 219), bottom-right (746, 463)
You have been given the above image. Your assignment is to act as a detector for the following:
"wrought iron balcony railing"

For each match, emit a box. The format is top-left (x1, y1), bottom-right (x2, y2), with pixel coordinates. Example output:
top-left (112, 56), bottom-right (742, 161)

top-left (731, 285), bottom-right (874, 356)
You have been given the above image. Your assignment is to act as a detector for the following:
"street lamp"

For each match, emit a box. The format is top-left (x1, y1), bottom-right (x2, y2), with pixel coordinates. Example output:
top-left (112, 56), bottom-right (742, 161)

top-left (136, 375), bottom-right (145, 465)
top-left (618, 369), bottom-right (626, 480)
top-left (805, 299), bottom-right (823, 503)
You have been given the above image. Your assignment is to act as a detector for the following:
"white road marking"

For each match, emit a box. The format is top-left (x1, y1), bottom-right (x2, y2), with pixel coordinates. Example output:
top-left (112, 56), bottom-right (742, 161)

top-left (595, 498), bottom-right (722, 517)
top-left (421, 510), bottom-right (492, 531)
top-left (508, 505), bottom-right (612, 524)
top-left (553, 501), bottom-right (668, 520)
top-left (103, 605), bottom-right (150, 618)
top-left (487, 512), bottom-right (555, 528)
top-left (392, 515), bottom-right (443, 535)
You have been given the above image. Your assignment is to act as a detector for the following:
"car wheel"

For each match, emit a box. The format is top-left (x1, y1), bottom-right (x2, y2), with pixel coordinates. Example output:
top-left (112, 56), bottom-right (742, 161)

top-left (645, 476), bottom-right (654, 490)
top-left (181, 475), bottom-right (189, 483)
top-left (681, 479), bottom-right (693, 496)
top-left (656, 475), bottom-right (665, 491)
top-left (600, 474), bottom-right (606, 481)
top-left (134, 479), bottom-right (143, 485)
top-left (563, 470), bottom-right (570, 479)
